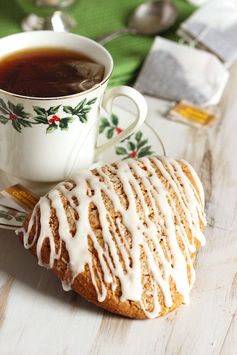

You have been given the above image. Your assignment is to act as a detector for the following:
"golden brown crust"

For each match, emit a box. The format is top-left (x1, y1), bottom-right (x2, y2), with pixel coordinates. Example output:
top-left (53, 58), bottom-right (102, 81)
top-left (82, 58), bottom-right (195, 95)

top-left (18, 158), bottom-right (205, 319)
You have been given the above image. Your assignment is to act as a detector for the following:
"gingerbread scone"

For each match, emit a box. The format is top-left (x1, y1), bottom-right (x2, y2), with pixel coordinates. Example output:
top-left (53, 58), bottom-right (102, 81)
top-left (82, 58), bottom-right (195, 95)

top-left (18, 157), bottom-right (206, 319)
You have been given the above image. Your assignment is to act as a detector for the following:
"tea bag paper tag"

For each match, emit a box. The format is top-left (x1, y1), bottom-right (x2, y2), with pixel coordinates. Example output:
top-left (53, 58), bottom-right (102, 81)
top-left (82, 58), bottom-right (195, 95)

top-left (168, 100), bottom-right (219, 127)
top-left (0, 184), bottom-right (38, 230)
top-left (134, 36), bottom-right (229, 106)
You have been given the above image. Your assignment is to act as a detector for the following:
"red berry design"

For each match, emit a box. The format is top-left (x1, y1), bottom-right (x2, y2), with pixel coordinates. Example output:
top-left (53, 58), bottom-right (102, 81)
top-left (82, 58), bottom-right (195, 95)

top-left (54, 115), bottom-right (60, 122)
top-left (116, 127), bottom-right (123, 134)
top-left (129, 151), bottom-right (137, 158)
top-left (9, 113), bottom-right (17, 121)
top-left (49, 115), bottom-right (60, 123)
top-left (116, 131), bottom-right (153, 159)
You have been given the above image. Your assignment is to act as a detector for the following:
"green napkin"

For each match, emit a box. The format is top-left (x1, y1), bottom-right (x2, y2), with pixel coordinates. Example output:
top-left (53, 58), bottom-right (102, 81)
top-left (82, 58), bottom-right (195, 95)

top-left (0, 0), bottom-right (196, 86)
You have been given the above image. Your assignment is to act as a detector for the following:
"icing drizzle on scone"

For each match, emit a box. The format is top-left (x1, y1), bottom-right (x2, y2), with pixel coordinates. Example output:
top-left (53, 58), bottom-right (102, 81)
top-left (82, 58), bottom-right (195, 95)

top-left (20, 157), bottom-right (206, 319)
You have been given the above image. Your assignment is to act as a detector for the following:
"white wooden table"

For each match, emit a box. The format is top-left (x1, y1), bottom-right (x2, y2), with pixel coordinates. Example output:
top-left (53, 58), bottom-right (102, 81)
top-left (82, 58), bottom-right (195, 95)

top-left (0, 62), bottom-right (237, 355)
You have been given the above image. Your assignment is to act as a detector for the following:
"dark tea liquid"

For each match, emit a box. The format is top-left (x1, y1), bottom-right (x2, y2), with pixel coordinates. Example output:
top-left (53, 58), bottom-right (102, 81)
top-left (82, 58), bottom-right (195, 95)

top-left (0, 48), bottom-right (104, 97)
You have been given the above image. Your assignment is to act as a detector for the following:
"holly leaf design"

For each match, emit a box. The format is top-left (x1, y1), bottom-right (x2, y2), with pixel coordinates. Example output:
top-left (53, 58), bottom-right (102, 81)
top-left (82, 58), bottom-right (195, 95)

top-left (0, 98), bottom-right (9, 111)
top-left (0, 99), bottom-right (12, 118)
top-left (46, 122), bottom-right (58, 134)
top-left (0, 99), bottom-right (34, 132)
top-left (47, 105), bottom-right (61, 116)
top-left (67, 117), bottom-right (74, 123)
top-left (12, 120), bottom-right (22, 133)
top-left (111, 114), bottom-right (118, 126)
top-left (63, 106), bottom-right (74, 114)
top-left (106, 128), bottom-right (114, 139)
top-left (111, 120), bottom-right (154, 159)
top-left (0, 100), bottom-right (64, 133)
top-left (33, 106), bottom-right (62, 132)
top-left (80, 114), bottom-right (87, 123)
top-left (59, 117), bottom-right (74, 130)
top-left (34, 116), bottom-right (48, 124)
top-left (138, 146), bottom-right (153, 158)
top-left (0, 106), bottom-right (9, 115)
top-left (116, 147), bottom-right (127, 155)
top-left (0, 115), bottom-right (8, 124)
top-left (99, 112), bottom-right (122, 139)
top-left (74, 98), bottom-right (87, 113)
top-left (127, 141), bottom-right (136, 151)
top-left (6, 102), bottom-right (28, 119)
top-left (33, 103), bottom-right (80, 132)
top-left (33, 106), bottom-right (47, 117)
top-left (87, 98), bottom-right (97, 105)
top-left (17, 119), bottom-right (32, 127)
top-left (33, 113), bottom-right (49, 128)
top-left (8, 101), bottom-right (15, 113)
top-left (62, 97), bottom-right (97, 124)
top-left (99, 117), bottom-right (110, 133)
top-left (13, 103), bottom-right (30, 118)
top-left (59, 120), bottom-right (68, 130)
top-left (137, 139), bottom-right (148, 149)
top-left (135, 131), bottom-right (142, 142)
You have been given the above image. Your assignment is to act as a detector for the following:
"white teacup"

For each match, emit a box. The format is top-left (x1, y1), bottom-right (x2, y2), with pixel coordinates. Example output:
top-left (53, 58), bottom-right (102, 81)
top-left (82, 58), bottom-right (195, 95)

top-left (0, 31), bottom-right (147, 182)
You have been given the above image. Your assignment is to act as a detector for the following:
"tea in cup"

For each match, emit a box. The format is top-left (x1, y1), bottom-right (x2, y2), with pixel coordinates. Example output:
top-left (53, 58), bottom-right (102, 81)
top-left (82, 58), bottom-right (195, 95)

top-left (0, 31), bottom-right (147, 182)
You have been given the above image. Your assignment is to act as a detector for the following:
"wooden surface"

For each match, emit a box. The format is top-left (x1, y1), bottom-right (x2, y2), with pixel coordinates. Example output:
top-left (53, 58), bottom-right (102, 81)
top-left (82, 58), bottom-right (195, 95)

top-left (0, 63), bottom-right (237, 355)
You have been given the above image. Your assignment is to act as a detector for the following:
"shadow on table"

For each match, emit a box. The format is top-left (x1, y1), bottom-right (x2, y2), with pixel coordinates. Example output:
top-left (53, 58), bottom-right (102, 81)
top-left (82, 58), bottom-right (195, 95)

top-left (0, 228), bottom-right (102, 317)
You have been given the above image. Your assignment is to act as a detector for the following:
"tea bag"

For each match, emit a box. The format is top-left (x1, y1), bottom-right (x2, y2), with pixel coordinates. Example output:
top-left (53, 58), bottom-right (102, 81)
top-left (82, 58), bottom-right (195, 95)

top-left (66, 60), bottom-right (105, 91)
top-left (5, 60), bottom-right (105, 97)
top-left (134, 37), bottom-right (229, 106)
top-left (178, 0), bottom-right (237, 67)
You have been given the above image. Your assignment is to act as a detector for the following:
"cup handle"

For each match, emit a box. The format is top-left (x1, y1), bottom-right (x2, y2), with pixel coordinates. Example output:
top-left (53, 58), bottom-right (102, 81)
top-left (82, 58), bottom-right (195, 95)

top-left (95, 86), bottom-right (147, 157)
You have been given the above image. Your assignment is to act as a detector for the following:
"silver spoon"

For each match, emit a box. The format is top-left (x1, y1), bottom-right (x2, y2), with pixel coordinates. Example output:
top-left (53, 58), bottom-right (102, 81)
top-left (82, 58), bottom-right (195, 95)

top-left (97, 1), bottom-right (178, 45)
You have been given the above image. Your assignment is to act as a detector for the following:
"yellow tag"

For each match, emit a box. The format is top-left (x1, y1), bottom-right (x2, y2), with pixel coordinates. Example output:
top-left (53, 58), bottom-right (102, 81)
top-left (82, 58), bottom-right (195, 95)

top-left (4, 184), bottom-right (39, 211)
top-left (169, 101), bottom-right (218, 126)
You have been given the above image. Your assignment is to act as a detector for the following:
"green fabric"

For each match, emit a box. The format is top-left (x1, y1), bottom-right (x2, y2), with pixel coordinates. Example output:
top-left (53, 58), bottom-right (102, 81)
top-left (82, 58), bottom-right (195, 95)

top-left (0, 0), bottom-right (196, 86)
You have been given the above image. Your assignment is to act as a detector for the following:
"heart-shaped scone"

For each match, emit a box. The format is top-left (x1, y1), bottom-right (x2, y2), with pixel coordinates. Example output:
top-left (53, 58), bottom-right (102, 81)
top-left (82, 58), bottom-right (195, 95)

top-left (18, 157), bottom-right (206, 319)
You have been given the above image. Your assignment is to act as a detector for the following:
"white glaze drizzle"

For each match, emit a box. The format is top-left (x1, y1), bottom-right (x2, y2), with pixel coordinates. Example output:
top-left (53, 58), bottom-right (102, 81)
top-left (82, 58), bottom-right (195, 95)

top-left (19, 157), bottom-right (206, 318)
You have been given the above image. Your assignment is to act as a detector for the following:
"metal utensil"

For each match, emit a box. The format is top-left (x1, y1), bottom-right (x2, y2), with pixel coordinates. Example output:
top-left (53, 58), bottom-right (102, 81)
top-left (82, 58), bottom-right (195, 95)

top-left (97, 1), bottom-right (178, 45)
top-left (17, 0), bottom-right (76, 32)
